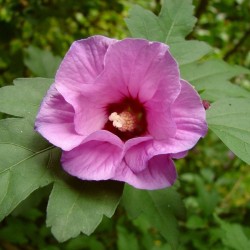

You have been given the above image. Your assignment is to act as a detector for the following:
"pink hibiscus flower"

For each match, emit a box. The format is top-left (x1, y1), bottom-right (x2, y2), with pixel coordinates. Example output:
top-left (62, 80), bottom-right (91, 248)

top-left (35, 35), bottom-right (207, 190)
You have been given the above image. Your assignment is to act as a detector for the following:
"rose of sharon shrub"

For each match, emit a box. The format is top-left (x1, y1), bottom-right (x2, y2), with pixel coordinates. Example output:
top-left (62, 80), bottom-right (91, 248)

top-left (35, 35), bottom-right (207, 190)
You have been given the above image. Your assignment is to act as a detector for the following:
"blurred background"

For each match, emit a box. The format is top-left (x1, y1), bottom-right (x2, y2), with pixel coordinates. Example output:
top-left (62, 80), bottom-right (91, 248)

top-left (0, 0), bottom-right (250, 249)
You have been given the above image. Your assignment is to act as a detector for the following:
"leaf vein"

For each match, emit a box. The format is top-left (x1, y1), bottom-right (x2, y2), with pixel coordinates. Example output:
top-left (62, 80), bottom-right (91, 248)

top-left (0, 142), bottom-right (36, 153)
top-left (0, 145), bottom-right (55, 175)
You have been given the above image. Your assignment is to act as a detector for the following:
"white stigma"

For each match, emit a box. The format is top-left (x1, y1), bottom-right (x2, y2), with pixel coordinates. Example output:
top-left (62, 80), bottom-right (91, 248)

top-left (109, 112), bottom-right (124, 128)
top-left (109, 111), bottom-right (136, 132)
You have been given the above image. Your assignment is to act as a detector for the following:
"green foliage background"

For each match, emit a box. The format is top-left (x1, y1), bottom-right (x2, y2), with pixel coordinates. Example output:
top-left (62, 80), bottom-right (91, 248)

top-left (0, 0), bottom-right (250, 249)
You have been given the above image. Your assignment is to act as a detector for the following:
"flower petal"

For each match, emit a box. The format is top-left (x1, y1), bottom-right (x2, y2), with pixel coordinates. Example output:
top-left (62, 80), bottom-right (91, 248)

top-left (71, 84), bottom-right (124, 136)
top-left (73, 95), bottom-right (107, 136)
top-left (115, 155), bottom-right (177, 190)
top-left (124, 81), bottom-right (207, 165)
top-left (171, 80), bottom-right (207, 142)
top-left (55, 35), bottom-right (117, 106)
top-left (98, 38), bottom-right (181, 102)
top-left (146, 80), bottom-right (207, 154)
top-left (35, 84), bottom-right (84, 151)
top-left (170, 151), bottom-right (188, 159)
top-left (145, 80), bottom-right (179, 140)
top-left (61, 131), bottom-right (123, 180)
top-left (81, 130), bottom-right (124, 148)
top-left (124, 136), bottom-right (153, 173)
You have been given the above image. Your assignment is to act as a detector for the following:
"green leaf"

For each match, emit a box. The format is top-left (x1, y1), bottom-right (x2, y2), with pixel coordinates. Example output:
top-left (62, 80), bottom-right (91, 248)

top-left (125, 0), bottom-right (196, 44)
top-left (181, 60), bottom-right (250, 101)
top-left (186, 215), bottom-right (206, 229)
top-left (125, 0), bottom-right (212, 66)
top-left (181, 59), bottom-right (250, 87)
top-left (24, 46), bottom-right (62, 78)
top-left (66, 235), bottom-right (105, 250)
top-left (122, 186), bottom-right (185, 250)
top-left (215, 216), bottom-right (250, 250)
top-left (207, 98), bottom-right (250, 164)
top-left (0, 78), bottom-right (53, 118)
top-left (126, 5), bottom-right (162, 41)
top-left (158, 0), bottom-right (196, 43)
top-left (0, 78), bottom-right (56, 220)
top-left (170, 40), bottom-right (212, 66)
top-left (0, 78), bottom-right (124, 242)
top-left (0, 216), bottom-right (36, 244)
top-left (0, 118), bottom-right (57, 221)
top-left (194, 176), bottom-right (219, 217)
top-left (125, 1), bottom-right (250, 102)
top-left (200, 80), bottom-right (250, 102)
top-left (47, 179), bottom-right (123, 242)
top-left (117, 226), bottom-right (140, 250)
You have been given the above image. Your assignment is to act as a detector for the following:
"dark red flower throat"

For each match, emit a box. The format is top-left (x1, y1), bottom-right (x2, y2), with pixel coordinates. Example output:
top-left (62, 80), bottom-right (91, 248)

top-left (104, 98), bottom-right (147, 141)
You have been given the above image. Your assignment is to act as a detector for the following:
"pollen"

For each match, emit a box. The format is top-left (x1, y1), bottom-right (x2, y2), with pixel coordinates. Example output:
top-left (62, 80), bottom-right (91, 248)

top-left (109, 111), bottom-right (137, 132)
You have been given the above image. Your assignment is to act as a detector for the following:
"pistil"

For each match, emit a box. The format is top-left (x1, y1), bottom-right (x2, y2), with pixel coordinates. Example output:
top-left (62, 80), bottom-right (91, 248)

top-left (109, 111), bottom-right (137, 132)
top-left (104, 97), bottom-right (147, 141)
